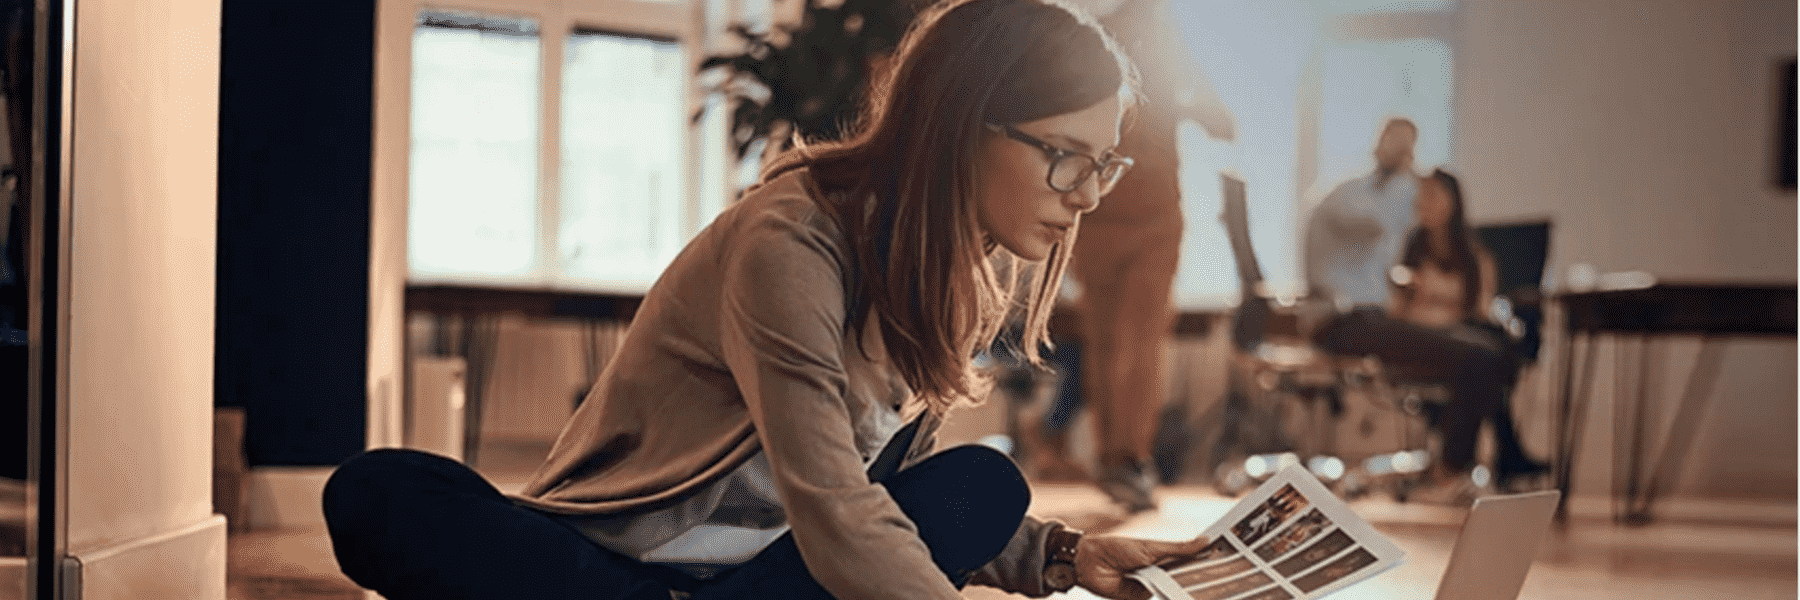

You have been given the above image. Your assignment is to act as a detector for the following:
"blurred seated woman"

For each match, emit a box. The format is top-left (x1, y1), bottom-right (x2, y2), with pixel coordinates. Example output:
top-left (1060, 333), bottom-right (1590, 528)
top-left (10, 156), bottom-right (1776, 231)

top-left (1391, 168), bottom-right (1549, 497)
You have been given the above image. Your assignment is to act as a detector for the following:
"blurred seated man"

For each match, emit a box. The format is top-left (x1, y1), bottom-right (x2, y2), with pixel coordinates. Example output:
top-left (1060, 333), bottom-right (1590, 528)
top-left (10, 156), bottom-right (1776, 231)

top-left (1302, 119), bottom-right (1546, 503)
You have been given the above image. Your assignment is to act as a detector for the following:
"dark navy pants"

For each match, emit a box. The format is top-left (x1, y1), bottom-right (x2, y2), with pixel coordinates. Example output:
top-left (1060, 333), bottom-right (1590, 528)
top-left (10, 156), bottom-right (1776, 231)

top-left (322, 443), bottom-right (1028, 600)
top-left (1313, 308), bottom-right (1529, 472)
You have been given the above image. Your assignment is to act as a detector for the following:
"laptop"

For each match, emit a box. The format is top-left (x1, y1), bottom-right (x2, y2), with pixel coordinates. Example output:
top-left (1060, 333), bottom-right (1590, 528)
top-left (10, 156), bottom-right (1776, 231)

top-left (1433, 490), bottom-right (1561, 600)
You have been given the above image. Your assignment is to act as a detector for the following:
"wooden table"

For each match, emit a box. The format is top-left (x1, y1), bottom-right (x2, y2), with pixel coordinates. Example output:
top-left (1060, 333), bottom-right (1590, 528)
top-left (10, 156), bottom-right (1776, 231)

top-left (1550, 282), bottom-right (1796, 523)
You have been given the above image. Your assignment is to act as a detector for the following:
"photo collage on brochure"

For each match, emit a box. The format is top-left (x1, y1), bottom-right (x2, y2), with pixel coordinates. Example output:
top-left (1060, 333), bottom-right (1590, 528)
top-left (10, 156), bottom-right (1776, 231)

top-left (1131, 464), bottom-right (1405, 600)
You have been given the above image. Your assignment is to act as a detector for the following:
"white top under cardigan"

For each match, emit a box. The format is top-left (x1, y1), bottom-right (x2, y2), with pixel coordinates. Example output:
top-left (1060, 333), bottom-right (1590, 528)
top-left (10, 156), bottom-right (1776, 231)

top-left (555, 421), bottom-right (903, 578)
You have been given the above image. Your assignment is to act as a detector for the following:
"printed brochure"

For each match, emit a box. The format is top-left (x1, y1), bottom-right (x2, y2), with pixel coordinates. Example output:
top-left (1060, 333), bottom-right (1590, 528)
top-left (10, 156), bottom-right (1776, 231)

top-left (1129, 463), bottom-right (1405, 600)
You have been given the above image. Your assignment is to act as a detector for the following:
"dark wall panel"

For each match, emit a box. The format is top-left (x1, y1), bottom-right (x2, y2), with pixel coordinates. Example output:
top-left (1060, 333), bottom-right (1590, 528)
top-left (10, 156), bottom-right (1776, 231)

top-left (217, 0), bottom-right (375, 466)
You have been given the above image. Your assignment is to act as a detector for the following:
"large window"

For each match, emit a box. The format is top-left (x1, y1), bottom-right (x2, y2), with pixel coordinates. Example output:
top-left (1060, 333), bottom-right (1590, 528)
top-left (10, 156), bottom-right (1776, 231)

top-left (400, 1), bottom-right (727, 293)
top-left (1168, 0), bottom-right (1318, 308)
top-left (1168, 0), bottom-right (1456, 308)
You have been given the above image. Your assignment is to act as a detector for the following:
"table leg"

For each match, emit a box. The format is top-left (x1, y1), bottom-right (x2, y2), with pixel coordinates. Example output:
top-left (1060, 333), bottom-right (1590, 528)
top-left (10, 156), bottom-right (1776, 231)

top-left (1554, 330), bottom-right (1575, 521)
top-left (1554, 330), bottom-right (1599, 522)
top-left (1617, 334), bottom-right (1656, 523)
top-left (1625, 337), bottom-right (1725, 525)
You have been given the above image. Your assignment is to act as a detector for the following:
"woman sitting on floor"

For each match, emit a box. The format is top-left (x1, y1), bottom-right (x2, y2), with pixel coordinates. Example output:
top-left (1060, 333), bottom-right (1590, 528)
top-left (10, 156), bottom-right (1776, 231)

top-left (321, 0), bottom-right (1211, 598)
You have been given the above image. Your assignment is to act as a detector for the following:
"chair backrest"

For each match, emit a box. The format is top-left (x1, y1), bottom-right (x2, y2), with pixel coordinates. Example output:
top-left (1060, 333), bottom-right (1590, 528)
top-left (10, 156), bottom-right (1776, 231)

top-left (1220, 173), bottom-right (1261, 289)
top-left (1473, 221), bottom-right (1552, 361)
top-left (1219, 173), bottom-right (1271, 352)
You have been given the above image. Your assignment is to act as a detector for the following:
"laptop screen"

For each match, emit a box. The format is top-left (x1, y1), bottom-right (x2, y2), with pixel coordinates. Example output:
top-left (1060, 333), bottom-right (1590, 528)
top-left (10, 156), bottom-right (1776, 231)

top-left (1434, 490), bottom-right (1561, 600)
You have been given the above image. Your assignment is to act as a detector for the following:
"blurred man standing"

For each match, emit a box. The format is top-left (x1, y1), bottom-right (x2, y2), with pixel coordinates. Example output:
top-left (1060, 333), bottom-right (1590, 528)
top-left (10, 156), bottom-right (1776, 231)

top-left (1030, 0), bottom-right (1234, 513)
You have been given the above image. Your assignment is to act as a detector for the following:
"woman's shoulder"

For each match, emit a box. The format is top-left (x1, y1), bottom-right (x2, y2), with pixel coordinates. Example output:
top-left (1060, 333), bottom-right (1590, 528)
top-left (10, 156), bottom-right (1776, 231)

top-left (731, 168), bottom-right (836, 229)
top-left (716, 167), bottom-right (850, 264)
top-left (740, 166), bottom-right (813, 201)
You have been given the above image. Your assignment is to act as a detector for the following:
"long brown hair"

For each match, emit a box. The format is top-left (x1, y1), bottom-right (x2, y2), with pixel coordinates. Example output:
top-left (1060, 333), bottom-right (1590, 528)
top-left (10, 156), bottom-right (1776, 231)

top-left (1402, 168), bottom-right (1484, 318)
top-left (761, 0), bottom-right (1137, 415)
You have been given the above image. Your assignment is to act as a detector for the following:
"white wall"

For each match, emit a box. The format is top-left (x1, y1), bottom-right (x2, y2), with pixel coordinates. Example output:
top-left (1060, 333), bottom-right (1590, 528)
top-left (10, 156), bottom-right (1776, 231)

top-left (1454, 0), bottom-right (1796, 499)
top-left (62, 0), bottom-right (226, 597)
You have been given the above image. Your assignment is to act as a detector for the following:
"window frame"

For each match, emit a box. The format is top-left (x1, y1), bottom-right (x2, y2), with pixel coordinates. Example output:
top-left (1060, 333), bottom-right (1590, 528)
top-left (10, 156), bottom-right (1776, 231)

top-left (1285, 1), bottom-right (1459, 301)
top-left (370, 0), bottom-right (741, 448)
top-left (380, 0), bottom-right (721, 294)
top-left (1297, 2), bottom-right (1459, 206)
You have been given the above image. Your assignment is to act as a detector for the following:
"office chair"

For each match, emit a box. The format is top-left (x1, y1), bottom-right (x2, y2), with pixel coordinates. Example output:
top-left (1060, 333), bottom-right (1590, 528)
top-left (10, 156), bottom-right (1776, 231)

top-left (1200, 174), bottom-right (1416, 497)
top-left (1474, 221), bottom-right (1552, 363)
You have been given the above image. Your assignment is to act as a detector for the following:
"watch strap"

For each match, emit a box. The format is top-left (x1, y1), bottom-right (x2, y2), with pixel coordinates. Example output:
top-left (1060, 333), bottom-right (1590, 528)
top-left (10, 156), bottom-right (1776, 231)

top-left (1043, 523), bottom-right (1083, 592)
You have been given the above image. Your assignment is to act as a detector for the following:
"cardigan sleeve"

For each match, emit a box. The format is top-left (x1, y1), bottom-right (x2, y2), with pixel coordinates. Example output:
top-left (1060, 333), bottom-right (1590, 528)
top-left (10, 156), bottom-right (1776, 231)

top-left (716, 204), bottom-right (965, 600)
top-left (967, 515), bottom-right (1060, 596)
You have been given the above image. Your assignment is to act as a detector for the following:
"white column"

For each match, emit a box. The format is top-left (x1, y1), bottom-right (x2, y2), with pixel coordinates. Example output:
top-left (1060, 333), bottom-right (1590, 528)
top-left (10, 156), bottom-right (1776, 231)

top-left (60, 0), bottom-right (225, 598)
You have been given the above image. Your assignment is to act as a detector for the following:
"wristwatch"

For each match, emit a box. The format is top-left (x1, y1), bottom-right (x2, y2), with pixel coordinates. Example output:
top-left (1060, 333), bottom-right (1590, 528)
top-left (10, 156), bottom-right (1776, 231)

top-left (1043, 523), bottom-right (1083, 592)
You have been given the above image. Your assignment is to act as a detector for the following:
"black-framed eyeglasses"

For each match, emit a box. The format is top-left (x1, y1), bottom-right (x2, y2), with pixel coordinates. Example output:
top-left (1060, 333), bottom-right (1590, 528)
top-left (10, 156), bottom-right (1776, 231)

top-left (987, 123), bottom-right (1134, 195)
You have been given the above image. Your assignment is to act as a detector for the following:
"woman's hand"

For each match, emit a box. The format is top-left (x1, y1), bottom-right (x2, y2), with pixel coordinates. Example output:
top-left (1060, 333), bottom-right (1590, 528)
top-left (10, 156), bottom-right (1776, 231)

top-left (1074, 534), bottom-right (1210, 600)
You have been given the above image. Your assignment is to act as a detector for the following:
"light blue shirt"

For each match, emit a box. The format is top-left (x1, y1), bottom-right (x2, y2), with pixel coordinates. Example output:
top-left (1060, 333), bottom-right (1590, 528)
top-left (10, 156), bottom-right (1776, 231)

top-left (1304, 171), bottom-right (1417, 310)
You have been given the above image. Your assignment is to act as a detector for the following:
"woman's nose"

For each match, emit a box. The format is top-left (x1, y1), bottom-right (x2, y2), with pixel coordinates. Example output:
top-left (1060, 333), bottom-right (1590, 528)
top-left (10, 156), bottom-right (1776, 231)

top-left (1066, 184), bottom-right (1102, 214)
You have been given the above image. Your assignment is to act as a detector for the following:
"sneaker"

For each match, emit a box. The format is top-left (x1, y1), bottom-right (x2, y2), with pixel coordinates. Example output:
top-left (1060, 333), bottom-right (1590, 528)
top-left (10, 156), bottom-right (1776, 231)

top-left (1097, 459), bottom-right (1158, 514)
top-left (1497, 458), bottom-right (1552, 493)
top-left (1029, 451), bottom-right (1093, 484)
top-left (1018, 418), bottom-right (1091, 483)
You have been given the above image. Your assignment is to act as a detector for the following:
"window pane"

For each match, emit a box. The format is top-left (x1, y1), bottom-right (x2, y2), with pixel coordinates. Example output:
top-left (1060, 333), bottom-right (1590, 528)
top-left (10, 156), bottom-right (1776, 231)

top-left (1171, 0), bottom-right (1318, 305)
top-left (1174, 121), bottom-right (1240, 308)
top-left (1314, 38), bottom-right (1453, 190)
top-left (557, 31), bottom-right (686, 289)
top-left (408, 11), bottom-right (542, 282)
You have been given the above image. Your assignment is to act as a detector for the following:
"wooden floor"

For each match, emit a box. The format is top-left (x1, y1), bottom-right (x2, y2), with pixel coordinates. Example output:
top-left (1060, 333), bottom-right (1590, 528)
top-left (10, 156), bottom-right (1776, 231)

top-left (224, 479), bottom-right (1796, 600)
top-left (968, 483), bottom-right (1797, 600)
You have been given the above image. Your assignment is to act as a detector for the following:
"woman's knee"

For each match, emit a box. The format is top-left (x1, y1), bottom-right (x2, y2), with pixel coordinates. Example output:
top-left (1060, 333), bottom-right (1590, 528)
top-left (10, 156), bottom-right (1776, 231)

top-left (883, 444), bottom-right (1030, 568)
top-left (327, 449), bottom-right (417, 498)
top-left (323, 449), bottom-right (490, 523)
top-left (323, 450), bottom-right (401, 527)
top-left (905, 444), bottom-right (1029, 513)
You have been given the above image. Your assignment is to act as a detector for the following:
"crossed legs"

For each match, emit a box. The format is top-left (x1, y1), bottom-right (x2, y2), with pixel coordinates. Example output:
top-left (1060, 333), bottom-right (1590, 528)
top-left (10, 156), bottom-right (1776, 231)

top-left (323, 444), bottom-right (1029, 600)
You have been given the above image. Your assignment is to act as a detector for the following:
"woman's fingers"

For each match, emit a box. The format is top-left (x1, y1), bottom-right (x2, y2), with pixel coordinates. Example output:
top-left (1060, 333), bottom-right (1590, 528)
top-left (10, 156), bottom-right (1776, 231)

top-left (1145, 535), bottom-right (1210, 562)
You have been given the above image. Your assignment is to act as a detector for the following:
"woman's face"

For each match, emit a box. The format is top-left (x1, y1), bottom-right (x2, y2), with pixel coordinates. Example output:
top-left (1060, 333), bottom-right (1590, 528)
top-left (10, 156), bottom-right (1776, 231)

top-left (975, 94), bottom-right (1125, 261)
top-left (1416, 177), bottom-right (1453, 232)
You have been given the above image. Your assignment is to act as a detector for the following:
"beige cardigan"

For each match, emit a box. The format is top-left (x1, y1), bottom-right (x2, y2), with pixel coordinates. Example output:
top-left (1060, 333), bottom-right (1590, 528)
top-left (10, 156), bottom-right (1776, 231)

top-left (509, 168), bottom-right (1060, 599)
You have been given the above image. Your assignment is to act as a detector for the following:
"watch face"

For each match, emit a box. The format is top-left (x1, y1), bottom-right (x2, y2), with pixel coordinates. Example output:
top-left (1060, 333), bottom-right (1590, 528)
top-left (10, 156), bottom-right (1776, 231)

top-left (1045, 562), bottom-right (1078, 591)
